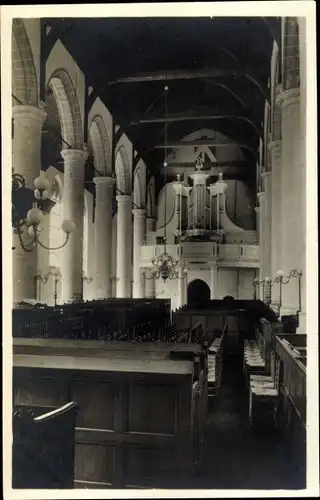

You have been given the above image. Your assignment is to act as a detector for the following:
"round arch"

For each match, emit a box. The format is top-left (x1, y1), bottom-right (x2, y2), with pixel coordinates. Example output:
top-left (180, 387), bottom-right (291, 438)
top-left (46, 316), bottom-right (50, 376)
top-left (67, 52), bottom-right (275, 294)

top-left (47, 68), bottom-right (83, 149)
top-left (282, 17), bottom-right (300, 91)
top-left (115, 145), bottom-right (131, 194)
top-left (12, 18), bottom-right (38, 106)
top-left (133, 161), bottom-right (146, 209)
top-left (147, 176), bottom-right (156, 218)
top-left (187, 279), bottom-right (211, 305)
top-left (88, 115), bottom-right (112, 176)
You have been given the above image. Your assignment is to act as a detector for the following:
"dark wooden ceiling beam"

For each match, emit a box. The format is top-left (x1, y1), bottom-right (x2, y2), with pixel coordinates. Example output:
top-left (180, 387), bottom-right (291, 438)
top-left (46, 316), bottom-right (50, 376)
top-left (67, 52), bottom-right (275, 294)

top-left (108, 67), bottom-right (268, 100)
top-left (131, 114), bottom-right (261, 137)
top-left (155, 140), bottom-right (251, 149)
top-left (165, 160), bottom-right (247, 168)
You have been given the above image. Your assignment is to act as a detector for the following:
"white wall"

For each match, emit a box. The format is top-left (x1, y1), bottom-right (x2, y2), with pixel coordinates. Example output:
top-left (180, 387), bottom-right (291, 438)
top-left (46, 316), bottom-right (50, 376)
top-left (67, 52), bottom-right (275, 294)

top-left (225, 180), bottom-right (256, 230)
top-left (153, 266), bottom-right (257, 309)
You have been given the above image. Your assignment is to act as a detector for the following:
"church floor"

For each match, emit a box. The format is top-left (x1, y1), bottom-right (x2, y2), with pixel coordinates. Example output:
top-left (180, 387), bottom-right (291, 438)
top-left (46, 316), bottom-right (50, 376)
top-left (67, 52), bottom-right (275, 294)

top-left (155, 353), bottom-right (306, 491)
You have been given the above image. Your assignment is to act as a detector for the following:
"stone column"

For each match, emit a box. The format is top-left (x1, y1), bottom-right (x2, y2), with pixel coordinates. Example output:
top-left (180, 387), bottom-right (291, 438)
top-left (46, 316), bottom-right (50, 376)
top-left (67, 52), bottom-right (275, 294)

top-left (177, 266), bottom-right (187, 308)
top-left (172, 178), bottom-right (183, 233)
top-left (269, 140), bottom-right (282, 307)
top-left (257, 191), bottom-right (266, 299)
top-left (210, 265), bottom-right (218, 299)
top-left (261, 171), bottom-right (272, 280)
top-left (132, 209), bottom-right (146, 298)
top-left (296, 18), bottom-right (307, 333)
top-left (277, 88), bottom-right (303, 317)
top-left (12, 104), bottom-right (47, 304)
top-left (116, 195), bottom-right (132, 298)
top-left (60, 149), bottom-right (87, 303)
top-left (145, 217), bottom-right (156, 298)
top-left (146, 217), bottom-right (156, 233)
top-left (93, 176), bottom-right (115, 299)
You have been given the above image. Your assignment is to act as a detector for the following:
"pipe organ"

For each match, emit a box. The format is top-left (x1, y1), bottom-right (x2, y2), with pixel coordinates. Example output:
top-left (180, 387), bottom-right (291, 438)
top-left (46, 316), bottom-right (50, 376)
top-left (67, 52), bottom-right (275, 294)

top-left (172, 157), bottom-right (231, 241)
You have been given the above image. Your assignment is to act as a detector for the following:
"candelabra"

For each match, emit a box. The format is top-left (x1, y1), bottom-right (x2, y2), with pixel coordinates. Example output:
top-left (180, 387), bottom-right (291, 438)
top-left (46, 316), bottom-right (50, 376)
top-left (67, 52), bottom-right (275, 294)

top-left (143, 85), bottom-right (180, 281)
top-left (253, 269), bottom-right (303, 318)
top-left (252, 276), bottom-right (272, 305)
top-left (35, 271), bottom-right (49, 285)
top-left (144, 251), bottom-right (184, 282)
top-left (35, 267), bottom-right (62, 306)
top-left (51, 268), bottom-right (62, 307)
top-left (272, 269), bottom-right (303, 318)
top-left (12, 170), bottom-right (75, 252)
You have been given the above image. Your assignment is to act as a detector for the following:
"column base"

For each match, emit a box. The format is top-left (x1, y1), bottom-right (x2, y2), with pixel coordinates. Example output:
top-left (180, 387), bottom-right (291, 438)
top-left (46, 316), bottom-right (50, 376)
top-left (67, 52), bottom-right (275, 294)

top-left (270, 302), bottom-right (281, 317)
top-left (297, 311), bottom-right (306, 333)
top-left (280, 307), bottom-right (299, 317)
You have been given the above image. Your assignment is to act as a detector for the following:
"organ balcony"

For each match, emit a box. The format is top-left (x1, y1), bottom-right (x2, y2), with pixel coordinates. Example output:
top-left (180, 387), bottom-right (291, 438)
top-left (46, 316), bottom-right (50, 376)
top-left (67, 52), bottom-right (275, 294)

top-left (140, 242), bottom-right (260, 268)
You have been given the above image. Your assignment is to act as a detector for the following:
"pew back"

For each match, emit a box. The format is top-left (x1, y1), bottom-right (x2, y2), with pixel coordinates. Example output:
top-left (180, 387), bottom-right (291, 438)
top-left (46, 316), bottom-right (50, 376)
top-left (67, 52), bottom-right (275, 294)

top-left (12, 402), bottom-right (77, 488)
top-left (13, 344), bottom-right (206, 488)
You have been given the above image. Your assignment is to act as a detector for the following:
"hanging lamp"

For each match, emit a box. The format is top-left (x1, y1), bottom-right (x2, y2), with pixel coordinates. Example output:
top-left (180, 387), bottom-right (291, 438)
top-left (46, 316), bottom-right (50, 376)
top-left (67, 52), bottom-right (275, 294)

top-left (144, 86), bottom-right (182, 282)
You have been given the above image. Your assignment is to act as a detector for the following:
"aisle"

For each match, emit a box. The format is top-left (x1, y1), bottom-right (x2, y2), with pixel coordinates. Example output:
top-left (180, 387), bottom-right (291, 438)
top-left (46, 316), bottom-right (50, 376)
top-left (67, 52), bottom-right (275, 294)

top-left (198, 354), bottom-right (305, 490)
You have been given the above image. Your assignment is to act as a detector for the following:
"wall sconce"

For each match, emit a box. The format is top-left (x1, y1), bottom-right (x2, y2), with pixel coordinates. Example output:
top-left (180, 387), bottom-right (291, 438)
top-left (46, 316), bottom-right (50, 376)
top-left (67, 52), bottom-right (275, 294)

top-left (35, 271), bottom-right (49, 285)
top-left (35, 267), bottom-right (62, 306)
top-left (274, 269), bottom-right (303, 318)
top-left (81, 271), bottom-right (93, 285)
top-left (252, 277), bottom-right (263, 300)
top-left (252, 276), bottom-right (272, 305)
top-left (12, 170), bottom-right (75, 252)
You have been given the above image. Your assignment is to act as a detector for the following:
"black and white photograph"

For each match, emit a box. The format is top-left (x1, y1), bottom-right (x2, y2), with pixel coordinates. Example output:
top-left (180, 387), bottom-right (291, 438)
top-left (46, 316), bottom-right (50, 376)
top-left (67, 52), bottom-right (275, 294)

top-left (1, 2), bottom-right (318, 498)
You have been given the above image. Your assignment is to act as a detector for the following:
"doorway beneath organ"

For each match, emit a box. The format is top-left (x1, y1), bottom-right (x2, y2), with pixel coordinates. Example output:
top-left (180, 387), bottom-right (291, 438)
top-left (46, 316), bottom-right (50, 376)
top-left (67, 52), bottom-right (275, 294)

top-left (187, 279), bottom-right (211, 306)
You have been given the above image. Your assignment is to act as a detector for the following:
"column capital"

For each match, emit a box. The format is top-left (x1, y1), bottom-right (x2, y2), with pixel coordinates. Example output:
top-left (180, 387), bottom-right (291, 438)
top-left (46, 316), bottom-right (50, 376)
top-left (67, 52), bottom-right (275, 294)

top-left (93, 176), bottom-right (115, 187)
top-left (13, 104), bottom-right (47, 125)
top-left (268, 140), bottom-right (282, 156)
top-left (116, 194), bottom-right (132, 205)
top-left (276, 88), bottom-right (300, 108)
top-left (61, 148), bottom-right (88, 164)
top-left (132, 208), bottom-right (146, 217)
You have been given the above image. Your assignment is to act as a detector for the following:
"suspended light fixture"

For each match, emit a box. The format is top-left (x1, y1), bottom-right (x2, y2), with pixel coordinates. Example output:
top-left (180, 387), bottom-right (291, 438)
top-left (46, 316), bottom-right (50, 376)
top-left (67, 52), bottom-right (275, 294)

top-left (12, 169), bottom-right (75, 252)
top-left (144, 86), bottom-right (181, 282)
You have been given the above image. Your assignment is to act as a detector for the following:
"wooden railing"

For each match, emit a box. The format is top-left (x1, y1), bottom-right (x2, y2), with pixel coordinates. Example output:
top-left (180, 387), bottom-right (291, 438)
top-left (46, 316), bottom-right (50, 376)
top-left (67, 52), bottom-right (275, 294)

top-left (275, 334), bottom-right (306, 428)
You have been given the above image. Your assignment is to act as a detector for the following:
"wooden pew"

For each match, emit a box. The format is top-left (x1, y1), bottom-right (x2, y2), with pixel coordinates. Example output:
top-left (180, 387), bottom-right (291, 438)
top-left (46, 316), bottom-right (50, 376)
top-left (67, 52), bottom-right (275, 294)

top-left (275, 334), bottom-right (307, 429)
top-left (13, 338), bottom-right (208, 488)
top-left (12, 402), bottom-right (77, 488)
top-left (274, 334), bottom-right (307, 484)
top-left (207, 326), bottom-right (227, 401)
top-left (13, 298), bottom-right (171, 342)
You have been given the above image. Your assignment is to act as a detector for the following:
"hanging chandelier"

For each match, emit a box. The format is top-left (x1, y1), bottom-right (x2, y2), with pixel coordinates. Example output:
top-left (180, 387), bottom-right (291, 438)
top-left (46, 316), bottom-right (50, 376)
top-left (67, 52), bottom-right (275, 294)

top-left (144, 85), bottom-right (181, 282)
top-left (12, 169), bottom-right (75, 252)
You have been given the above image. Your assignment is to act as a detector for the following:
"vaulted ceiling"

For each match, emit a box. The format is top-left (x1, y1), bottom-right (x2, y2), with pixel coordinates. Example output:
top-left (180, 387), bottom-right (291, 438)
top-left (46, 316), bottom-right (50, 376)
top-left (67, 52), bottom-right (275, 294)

top-left (42, 16), bottom-right (281, 185)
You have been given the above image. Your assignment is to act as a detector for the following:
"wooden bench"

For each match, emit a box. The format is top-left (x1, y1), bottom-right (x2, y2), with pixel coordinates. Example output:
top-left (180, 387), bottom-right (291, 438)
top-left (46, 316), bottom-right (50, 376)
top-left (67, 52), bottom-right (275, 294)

top-left (207, 327), bottom-right (227, 400)
top-left (12, 401), bottom-right (77, 488)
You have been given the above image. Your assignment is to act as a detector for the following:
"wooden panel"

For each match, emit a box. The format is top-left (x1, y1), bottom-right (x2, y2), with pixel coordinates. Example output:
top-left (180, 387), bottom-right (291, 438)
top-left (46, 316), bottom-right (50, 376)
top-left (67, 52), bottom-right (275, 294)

top-left (74, 443), bottom-right (115, 483)
top-left (124, 446), bottom-right (175, 482)
top-left (13, 375), bottom-right (68, 408)
top-left (72, 379), bottom-right (115, 430)
top-left (128, 383), bottom-right (176, 435)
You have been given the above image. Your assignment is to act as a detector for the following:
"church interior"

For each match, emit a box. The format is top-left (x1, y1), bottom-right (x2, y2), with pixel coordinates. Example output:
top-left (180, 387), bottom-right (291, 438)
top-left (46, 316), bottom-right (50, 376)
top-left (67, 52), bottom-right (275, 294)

top-left (10, 14), bottom-right (311, 491)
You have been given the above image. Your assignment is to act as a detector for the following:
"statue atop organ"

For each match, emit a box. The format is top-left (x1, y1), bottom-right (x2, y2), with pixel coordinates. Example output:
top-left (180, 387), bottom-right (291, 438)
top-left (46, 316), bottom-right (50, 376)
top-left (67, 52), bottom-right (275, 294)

top-left (172, 156), bottom-right (245, 243)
